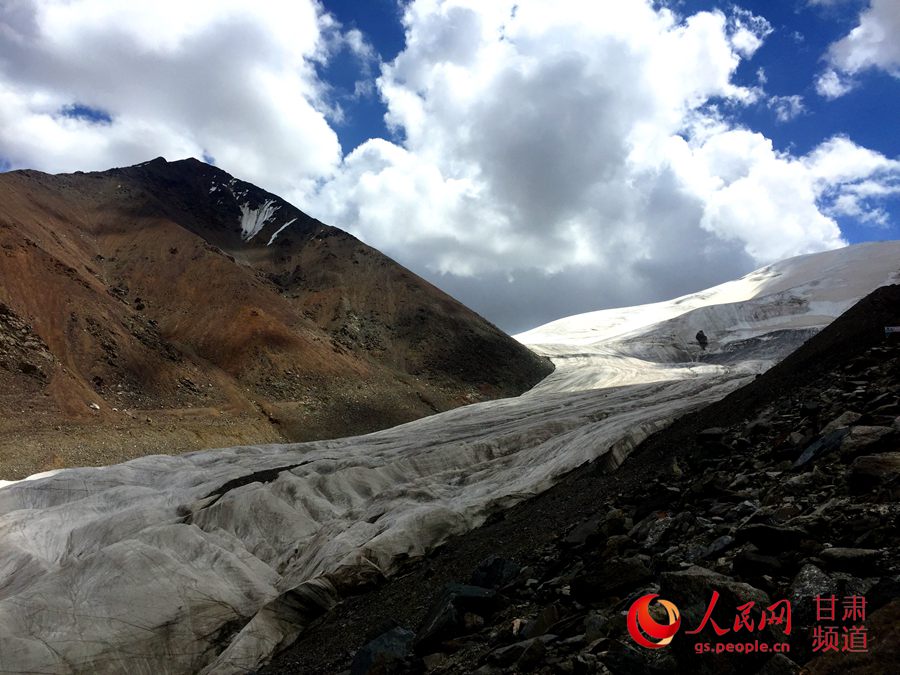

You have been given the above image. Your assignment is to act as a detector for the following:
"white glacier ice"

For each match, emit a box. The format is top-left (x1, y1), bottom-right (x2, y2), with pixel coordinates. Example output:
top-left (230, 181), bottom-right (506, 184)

top-left (0, 241), bottom-right (898, 674)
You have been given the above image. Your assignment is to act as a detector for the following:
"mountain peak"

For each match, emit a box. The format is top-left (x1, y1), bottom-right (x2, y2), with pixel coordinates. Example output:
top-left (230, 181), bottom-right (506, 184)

top-left (132, 156), bottom-right (169, 168)
top-left (0, 160), bottom-right (553, 479)
top-left (101, 156), bottom-right (315, 248)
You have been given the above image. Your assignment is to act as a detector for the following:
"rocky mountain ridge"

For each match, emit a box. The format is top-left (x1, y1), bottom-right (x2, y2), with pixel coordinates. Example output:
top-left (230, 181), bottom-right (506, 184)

top-left (0, 157), bottom-right (552, 478)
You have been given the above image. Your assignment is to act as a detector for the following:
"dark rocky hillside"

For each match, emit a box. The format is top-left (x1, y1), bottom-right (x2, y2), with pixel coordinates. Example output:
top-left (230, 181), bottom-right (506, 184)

top-left (0, 158), bottom-right (552, 478)
top-left (263, 285), bottom-right (900, 674)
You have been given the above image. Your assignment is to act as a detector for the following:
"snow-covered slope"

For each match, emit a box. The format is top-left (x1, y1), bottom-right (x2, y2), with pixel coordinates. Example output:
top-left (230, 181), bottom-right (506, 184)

top-left (520, 241), bottom-right (900, 347)
top-left (518, 241), bottom-right (900, 392)
top-left (0, 242), bottom-right (898, 674)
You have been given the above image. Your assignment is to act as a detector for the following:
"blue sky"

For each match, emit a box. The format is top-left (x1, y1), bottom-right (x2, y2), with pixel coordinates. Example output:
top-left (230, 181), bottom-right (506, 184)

top-left (316, 0), bottom-right (405, 153)
top-left (1, 0), bottom-right (898, 330)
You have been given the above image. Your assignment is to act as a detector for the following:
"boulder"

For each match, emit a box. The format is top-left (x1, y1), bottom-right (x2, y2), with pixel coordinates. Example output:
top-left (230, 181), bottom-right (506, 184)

top-left (562, 517), bottom-right (603, 548)
top-left (523, 603), bottom-right (563, 639)
top-left (601, 508), bottom-right (630, 537)
top-left (818, 548), bottom-right (882, 575)
top-left (470, 556), bottom-right (521, 590)
top-left (732, 549), bottom-right (785, 579)
top-left (821, 411), bottom-right (861, 434)
top-left (660, 566), bottom-right (771, 672)
top-left (788, 564), bottom-right (836, 606)
top-left (416, 584), bottom-right (499, 652)
top-left (487, 635), bottom-right (555, 668)
top-left (848, 453), bottom-right (900, 495)
top-left (735, 524), bottom-right (808, 553)
top-left (838, 426), bottom-right (894, 459)
top-left (699, 535), bottom-right (735, 560)
top-left (350, 626), bottom-right (416, 675)
top-left (794, 429), bottom-right (850, 467)
top-left (584, 610), bottom-right (609, 642)
top-left (571, 556), bottom-right (653, 602)
top-left (660, 565), bottom-right (770, 627)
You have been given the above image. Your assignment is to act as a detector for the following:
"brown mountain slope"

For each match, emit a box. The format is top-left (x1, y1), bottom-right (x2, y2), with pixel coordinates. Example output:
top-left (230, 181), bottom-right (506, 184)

top-left (0, 158), bottom-right (552, 479)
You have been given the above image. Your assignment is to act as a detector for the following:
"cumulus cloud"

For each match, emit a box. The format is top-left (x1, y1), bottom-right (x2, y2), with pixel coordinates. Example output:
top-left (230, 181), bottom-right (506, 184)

top-left (805, 136), bottom-right (900, 228)
top-left (0, 0), bottom-right (349, 196)
top-left (816, 0), bottom-right (900, 98)
top-left (315, 2), bottom-right (771, 288)
top-left (310, 0), bottom-right (899, 330)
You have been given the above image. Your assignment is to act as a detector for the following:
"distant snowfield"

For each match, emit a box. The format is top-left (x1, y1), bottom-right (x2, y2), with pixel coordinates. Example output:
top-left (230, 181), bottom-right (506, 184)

top-left (1, 242), bottom-right (898, 674)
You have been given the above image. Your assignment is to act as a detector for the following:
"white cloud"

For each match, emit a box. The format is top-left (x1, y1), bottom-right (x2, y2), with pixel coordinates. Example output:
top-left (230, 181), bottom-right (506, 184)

top-left (310, 0), bottom-right (900, 330)
top-left (317, 2), bottom-right (771, 264)
top-left (831, 194), bottom-right (889, 226)
top-left (805, 135), bottom-right (899, 184)
top-left (667, 129), bottom-right (852, 261)
top-left (816, 69), bottom-right (856, 98)
top-left (803, 136), bottom-right (900, 228)
top-left (0, 0), bottom-right (348, 196)
top-left (817, 0), bottom-right (900, 98)
top-left (343, 28), bottom-right (377, 62)
top-left (768, 94), bottom-right (806, 122)
top-left (845, 178), bottom-right (900, 197)
top-left (728, 8), bottom-right (773, 58)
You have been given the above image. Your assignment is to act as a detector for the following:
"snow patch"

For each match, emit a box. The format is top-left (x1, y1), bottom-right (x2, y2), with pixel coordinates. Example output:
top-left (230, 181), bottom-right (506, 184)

top-left (239, 200), bottom-right (280, 241)
top-left (266, 219), bottom-right (297, 246)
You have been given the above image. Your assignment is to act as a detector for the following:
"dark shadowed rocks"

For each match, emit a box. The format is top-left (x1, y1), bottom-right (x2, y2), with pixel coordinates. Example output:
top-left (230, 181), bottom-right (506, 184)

top-left (470, 556), bottom-right (521, 590)
top-left (350, 626), bottom-right (417, 675)
top-left (415, 584), bottom-right (500, 653)
top-left (848, 453), bottom-right (900, 496)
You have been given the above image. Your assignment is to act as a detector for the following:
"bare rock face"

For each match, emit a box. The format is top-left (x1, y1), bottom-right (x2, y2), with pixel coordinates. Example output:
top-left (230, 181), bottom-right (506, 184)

top-left (0, 158), bottom-right (553, 477)
top-left (0, 303), bottom-right (54, 380)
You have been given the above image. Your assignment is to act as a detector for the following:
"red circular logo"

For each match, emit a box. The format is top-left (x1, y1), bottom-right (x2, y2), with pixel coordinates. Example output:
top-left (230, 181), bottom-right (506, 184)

top-left (627, 593), bottom-right (681, 649)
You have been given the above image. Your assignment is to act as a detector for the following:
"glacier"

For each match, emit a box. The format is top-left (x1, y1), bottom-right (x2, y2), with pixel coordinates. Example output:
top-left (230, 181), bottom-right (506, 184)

top-left (0, 241), bottom-right (898, 674)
